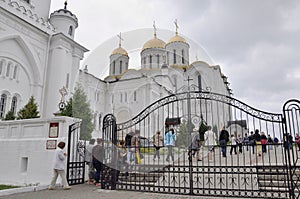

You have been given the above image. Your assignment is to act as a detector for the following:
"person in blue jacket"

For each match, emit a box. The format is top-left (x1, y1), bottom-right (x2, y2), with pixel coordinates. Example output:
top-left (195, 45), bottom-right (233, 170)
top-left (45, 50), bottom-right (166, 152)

top-left (165, 128), bottom-right (176, 162)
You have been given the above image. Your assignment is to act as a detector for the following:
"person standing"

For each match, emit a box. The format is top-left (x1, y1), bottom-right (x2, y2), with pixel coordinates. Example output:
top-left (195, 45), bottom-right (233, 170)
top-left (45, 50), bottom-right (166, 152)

top-left (153, 131), bottom-right (164, 161)
top-left (85, 138), bottom-right (95, 184)
top-left (48, 141), bottom-right (71, 190)
top-left (243, 133), bottom-right (249, 151)
top-left (131, 130), bottom-right (142, 164)
top-left (219, 127), bottom-right (229, 157)
top-left (165, 128), bottom-right (176, 162)
top-left (125, 131), bottom-right (134, 163)
top-left (204, 126), bottom-right (216, 161)
top-left (267, 134), bottom-right (274, 150)
top-left (237, 134), bottom-right (243, 154)
top-left (253, 129), bottom-right (262, 156)
top-left (92, 138), bottom-right (104, 186)
top-left (260, 132), bottom-right (268, 154)
top-left (190, 129), bottom-right (202, 161)
top-left (230, 134), bottom-right (237, 155)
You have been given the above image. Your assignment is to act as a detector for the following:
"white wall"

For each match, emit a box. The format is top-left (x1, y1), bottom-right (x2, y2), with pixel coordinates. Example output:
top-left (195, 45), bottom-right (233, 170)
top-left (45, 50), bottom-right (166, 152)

top-left (0, 116), bottom-right (80, 186)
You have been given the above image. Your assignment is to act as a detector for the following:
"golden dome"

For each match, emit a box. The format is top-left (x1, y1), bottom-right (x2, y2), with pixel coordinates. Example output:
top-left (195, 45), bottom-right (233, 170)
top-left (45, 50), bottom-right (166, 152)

top-left (111, 46), bottom-right (128, 56)
top-left (142, 37), bottom-right (166, 51)
top-left (168, 34), bottom-right (188, 44)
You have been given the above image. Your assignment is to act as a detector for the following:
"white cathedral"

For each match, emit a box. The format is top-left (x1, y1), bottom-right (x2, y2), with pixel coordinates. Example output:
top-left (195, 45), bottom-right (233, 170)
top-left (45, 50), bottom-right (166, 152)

top-left (0, 0), bottom-right (231, 137)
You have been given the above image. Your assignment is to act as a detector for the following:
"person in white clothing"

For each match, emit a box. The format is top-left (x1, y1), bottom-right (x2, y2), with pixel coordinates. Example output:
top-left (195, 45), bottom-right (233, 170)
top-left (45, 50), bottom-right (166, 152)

top-left (48, 141), bottom-right (71, 190)
top-left (204, 126), bottom-right (216, 161)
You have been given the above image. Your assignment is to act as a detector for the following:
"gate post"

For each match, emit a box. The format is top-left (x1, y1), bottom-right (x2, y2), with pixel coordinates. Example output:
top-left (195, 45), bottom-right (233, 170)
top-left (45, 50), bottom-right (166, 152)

top-left (102, 114), bottom-right (118, 190)
top-left (283, 99), bottom-right (300, 199)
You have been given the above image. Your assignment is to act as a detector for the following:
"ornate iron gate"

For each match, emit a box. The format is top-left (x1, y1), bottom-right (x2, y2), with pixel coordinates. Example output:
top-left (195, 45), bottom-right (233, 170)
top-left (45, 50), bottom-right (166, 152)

top-left (283, 99), bottom-right (300, 199)
top-left (66, 121), bottom-right (86, 185)
top-left (102, 91), bottom-right (299, 199)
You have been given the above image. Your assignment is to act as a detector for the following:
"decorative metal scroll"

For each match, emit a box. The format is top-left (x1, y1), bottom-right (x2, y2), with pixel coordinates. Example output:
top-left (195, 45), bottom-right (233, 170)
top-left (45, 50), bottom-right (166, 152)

top-left (117, 91), bottom-right (283, 131)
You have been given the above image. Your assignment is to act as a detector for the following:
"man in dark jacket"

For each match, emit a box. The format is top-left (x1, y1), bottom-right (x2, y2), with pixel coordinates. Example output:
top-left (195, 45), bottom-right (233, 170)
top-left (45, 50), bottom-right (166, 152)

top-left (92, 138), bottom-right (104, 186)
top-left (219, 127), bottom-right (229, 157)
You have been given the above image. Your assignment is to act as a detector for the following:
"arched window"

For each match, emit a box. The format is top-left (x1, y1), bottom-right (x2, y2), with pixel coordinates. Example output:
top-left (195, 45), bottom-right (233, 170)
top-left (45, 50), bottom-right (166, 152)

top-left (11, 96), bottom-right (17, 114)
top-left (13, 65), bottom-right (18, 79)
top-left (157, 54), bottom-right (160, 65)
top-left (173, 49), bottom-right (176, 64)
top-left (66, 73), bottom-right (70, 88)
top-left (68, 26), bottom-right (73, 36)
top-left (0, 60), bottom-right (3, 76)
top-left (181, 49), bottom-right (185, 64)
top-left (198, 74), bottom-right (202, 91)
top-left (112, 94), bottom-right (114, 103)
top-left (98, 114), bottom-right (102, 131)
top-left (125, 92), bottom-right (127, 102)
top-left (149, 55), bottom-right (152, 68)
top-left (143, 57), bottom-right (146, 65)
top-left (120, 60), bottom-right (122, 73)
top-left (6, 62), bottom-right (11, 77)
top-left (0, 94), bottom-right (7, 118)
top-left (173, 75), bottom-right (177, 91)
top-left (120, 93), bottom-right (123, 103)
top-left (113, 61), bottom-right (116, 74)
top-left (134, 91), bottom-right (137, 101)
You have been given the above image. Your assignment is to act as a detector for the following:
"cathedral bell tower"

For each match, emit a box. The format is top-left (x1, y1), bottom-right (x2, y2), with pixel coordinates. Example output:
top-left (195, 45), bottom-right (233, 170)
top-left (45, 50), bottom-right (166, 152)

top-left (109, 33), bottom-right (129, 78)
top-left (49, 1), bottom-right (78, 39)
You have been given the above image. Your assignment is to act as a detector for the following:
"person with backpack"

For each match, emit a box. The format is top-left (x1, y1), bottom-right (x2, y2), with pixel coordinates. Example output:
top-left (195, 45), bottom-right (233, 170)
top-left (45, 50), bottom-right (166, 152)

top-left (219, 126), bottom-right (229, 157)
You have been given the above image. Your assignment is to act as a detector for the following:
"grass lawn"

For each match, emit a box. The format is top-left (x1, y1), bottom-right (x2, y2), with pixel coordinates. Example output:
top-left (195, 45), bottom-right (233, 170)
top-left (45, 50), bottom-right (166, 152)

top-left (0, 184), bottom-right (20, 190)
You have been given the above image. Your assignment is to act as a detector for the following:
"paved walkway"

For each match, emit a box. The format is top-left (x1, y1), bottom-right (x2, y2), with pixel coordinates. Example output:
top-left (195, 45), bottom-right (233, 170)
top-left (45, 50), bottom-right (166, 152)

top-left (0, 184), bottom-right (245, 199)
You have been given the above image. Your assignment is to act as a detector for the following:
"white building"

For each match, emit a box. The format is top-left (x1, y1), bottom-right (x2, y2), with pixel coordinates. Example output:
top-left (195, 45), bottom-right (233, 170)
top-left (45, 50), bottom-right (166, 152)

top-left (0, 0), bottom-right (231, 134)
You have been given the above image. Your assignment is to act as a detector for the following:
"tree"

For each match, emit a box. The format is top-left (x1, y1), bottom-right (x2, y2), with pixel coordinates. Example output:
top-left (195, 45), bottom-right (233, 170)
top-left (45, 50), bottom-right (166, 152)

top-left (17, 96), bottom-right (39, 119)
top-left (176, 120), bottom-right (195, 148)
top-left (60, 84), bottom-right (93, 140)
top-left (3, 110), bottom-right (16, 120)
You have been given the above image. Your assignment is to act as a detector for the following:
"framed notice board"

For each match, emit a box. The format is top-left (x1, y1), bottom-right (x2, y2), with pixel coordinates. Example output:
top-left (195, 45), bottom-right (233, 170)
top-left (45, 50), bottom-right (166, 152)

top-left (49, 122), bottom-right (59, 138)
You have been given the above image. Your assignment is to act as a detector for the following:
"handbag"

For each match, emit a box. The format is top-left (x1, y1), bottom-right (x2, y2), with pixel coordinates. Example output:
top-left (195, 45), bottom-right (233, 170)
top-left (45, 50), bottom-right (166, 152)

top-left (261, 139), bottom-right (267, 145)
top-left (136, 152), bottom-right (142, 164)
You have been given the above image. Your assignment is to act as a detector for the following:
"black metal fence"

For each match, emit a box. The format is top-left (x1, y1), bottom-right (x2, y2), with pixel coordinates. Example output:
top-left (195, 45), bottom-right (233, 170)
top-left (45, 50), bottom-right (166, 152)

top-left (101, 91), bottom-right (300, 199)
top-left (67, 121), bottom-right (85, 185)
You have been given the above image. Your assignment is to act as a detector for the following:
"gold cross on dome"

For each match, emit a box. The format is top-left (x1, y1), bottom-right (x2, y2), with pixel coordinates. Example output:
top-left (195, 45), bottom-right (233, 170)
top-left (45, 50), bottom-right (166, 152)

top-left (174, 19), bottom-right (179, 35)
top-left (117, 32), bottom-right (123, 47)
top-left (153, 21), bottom-right (157, 38)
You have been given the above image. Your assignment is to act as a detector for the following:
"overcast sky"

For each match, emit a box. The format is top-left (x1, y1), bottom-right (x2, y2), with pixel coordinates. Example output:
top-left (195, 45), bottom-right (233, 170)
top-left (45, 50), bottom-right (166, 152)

top-left (50, 0), bottom-right (300, 113)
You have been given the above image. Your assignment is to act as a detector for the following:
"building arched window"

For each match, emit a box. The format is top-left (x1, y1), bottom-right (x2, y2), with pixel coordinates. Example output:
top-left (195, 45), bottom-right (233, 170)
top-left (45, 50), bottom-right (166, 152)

top-left (157, 54), bottom-right (160, 65)
top-left (13, 65), bottom-right (18, 79)
top-left (113, 61), bottom-right (116, 74)
top-left (133, 91), bottom-right (137, 101)
top-left (125, 92), bottom-right (127, 102)
top-left (120, 60), bottom-right (122, 73)
top-left (120, 93), bottom-right (123, 103)
top-left (198, 74), bottom-right (202, 91)
top-left (66, 73), bottom-right (70, 88)
top-left (68, 26), bottom-right (73, 36)
top-left (173, 75), bottom-right (177, 91)
top-left (98, 114), bottom-right (102, 131)
top-left (6, 62), bottom-right (11, 77)
top-left (149, 55), bottom-right (152, 68)
top-left (143, 57), bottom-right (146, 65)
top-left (173, 49), bottom-right (176, 64)
top-left (181, 49), bottom-right (185, 64)
top-left (0, 60), bottom-right (3, 76)
top-left (0, 94), bottom-right (7, 118)
top-left (11, 96), bottom-right (17, 114)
